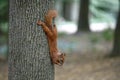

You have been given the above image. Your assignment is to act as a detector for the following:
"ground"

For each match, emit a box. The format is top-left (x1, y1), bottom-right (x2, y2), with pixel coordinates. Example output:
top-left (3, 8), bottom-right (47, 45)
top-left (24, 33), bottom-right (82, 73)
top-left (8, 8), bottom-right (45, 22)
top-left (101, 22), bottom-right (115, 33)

top-left (55, 53), bottom-right (120, 80)
top-left (0, 54), bottom-right (120, 80)
top-left (0, 61), bottom-right (7, 80)
top-left (55, 32), bottom-right (120, 80)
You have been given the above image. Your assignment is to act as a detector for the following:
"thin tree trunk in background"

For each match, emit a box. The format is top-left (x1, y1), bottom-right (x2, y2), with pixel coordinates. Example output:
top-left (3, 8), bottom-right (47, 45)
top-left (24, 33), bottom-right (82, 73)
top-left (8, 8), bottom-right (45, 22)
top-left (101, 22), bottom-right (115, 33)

top-left (77, 0), bottom-right (90, 32)
top-left (62, 1), bottom-right (72, 21)
top-left (9, 0), bottom-right (55, 80)
top-left (111, 0), bottom-right (120, 56)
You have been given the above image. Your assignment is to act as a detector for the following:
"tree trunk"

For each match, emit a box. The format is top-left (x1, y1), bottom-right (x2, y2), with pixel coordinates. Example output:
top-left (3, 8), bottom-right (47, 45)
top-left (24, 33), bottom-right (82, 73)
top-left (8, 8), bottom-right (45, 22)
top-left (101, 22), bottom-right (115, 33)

top-left (62, 1), bottom-right (72, 21)
top-left (77, 0), bottom-right (90, 32)
top-left (111, 1), bottom-right (120, 57)
top-left (9, 0), bottom-right (55, 80)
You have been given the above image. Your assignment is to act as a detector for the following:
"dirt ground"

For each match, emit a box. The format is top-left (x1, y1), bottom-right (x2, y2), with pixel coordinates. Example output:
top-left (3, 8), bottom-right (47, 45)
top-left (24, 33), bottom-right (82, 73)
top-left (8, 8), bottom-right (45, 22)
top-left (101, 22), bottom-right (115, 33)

top-left (0, 61), bottom-right (8, 80)
top-left (55, 53), bottom-right (120, 80)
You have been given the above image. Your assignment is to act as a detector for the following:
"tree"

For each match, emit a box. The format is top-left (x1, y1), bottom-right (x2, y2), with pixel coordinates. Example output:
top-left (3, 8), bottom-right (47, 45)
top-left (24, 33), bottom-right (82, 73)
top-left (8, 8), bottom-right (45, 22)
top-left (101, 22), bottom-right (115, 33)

top-left (77, 0), bottom-right (90, 32)
top-left (111, 0), bottom-right (120, 57)
top-left (62, 0), bottom-right (73, 21)
top-left (9, 0), bottom-right (55, 80)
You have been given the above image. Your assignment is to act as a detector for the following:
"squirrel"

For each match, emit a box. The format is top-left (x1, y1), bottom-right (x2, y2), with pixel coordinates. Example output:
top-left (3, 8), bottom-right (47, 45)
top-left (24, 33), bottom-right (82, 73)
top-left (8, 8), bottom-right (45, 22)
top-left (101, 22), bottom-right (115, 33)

top-left (37, 10), bottom-right (65, 66)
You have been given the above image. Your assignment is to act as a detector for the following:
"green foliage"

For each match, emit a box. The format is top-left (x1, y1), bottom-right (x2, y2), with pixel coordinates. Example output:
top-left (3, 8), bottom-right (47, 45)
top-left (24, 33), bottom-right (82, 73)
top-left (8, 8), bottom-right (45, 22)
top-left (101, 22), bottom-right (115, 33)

top-left (91, 0), bottom-right (119, 12)
top-left (0, 0), bottom-right (8, 23)
top-left (61, 0), bottom-right (75, 3)
top-left (90, 35), bottom-right (99, 44)
top-left (0, 23), bottom-right (8, 45)
top-left (58, 32), bottom-right (67, 37)
top-left (0, 23), bottom-right (8, 34)
top-left (90, 0), bottom-right (119, 22)
top-left (0, 0), bottom-right (8, 57)
top-left (102, 28), bottom-right (113, 41)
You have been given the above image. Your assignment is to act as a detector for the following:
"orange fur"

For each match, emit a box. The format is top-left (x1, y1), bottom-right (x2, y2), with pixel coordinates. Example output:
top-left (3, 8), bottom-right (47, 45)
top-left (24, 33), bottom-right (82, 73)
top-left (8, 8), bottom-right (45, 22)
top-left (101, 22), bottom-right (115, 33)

top-left (37, 10), bottom-right (65, 65)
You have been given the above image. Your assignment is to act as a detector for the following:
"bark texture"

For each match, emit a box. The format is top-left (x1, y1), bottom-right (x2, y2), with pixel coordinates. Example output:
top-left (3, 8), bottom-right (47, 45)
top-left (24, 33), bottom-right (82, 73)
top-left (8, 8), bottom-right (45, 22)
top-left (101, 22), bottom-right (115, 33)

top-left (9, 0), bottom-right (55, 80)
top-left (77, 0), bottom-right (90, 32)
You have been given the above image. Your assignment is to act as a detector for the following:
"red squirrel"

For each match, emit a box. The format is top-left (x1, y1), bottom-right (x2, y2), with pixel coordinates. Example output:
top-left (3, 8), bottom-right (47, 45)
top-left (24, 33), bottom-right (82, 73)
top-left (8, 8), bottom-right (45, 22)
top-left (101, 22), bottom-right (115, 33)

top-left (37, 10), bottom-right (65, 65)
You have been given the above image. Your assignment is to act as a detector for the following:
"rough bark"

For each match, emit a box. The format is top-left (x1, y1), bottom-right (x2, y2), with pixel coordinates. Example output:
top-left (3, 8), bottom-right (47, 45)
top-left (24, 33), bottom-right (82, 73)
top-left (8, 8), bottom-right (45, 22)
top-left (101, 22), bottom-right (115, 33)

top-left (111, 1), bottom-right (120, 57)
top-left (77, 0), bottom-right (90, 32)
top-left (9, 0), bottom-right (55, 80)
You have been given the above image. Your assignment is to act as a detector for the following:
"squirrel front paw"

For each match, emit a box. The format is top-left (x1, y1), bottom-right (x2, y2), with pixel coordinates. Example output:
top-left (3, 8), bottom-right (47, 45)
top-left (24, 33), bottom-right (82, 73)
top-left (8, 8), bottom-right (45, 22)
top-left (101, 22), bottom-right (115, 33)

top-left (51, 52), bottom-right (65, 66)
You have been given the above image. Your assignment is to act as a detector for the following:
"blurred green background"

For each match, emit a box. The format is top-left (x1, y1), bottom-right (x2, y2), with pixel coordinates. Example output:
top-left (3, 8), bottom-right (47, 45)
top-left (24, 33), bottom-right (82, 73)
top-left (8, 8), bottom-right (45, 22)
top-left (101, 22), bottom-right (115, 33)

top-left (0, 0), bottom-right (119, 58)
top-left (0, 0), bottom-right (8, 58)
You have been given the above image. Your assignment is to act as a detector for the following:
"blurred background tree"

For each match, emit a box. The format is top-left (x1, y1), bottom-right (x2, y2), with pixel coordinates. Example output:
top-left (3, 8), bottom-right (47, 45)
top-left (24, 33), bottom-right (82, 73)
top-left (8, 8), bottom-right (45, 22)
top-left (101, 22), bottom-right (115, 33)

top-left (55, 0), bottom-right (120, 57)
top-left (77, 0), bottom-right (90, 32)
top-left (111, 0), bottom-right (120, 56)
top-left (62, 0), bottom-right (73, 21)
